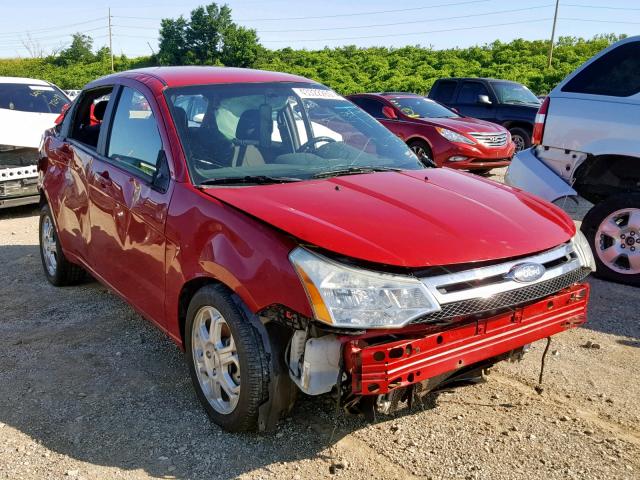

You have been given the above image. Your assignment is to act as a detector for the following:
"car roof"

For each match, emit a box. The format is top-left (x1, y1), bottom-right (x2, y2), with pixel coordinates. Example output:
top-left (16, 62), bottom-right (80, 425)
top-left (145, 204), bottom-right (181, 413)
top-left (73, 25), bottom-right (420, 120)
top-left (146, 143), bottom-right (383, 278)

top-left (86, 66), bottom-right (316, 90)
top-left (0, 76), bottom-right (51, 85)
top-left (348, 92), bottom-right (422, 98)
top-left (437, 77), bottom-right (521, 84)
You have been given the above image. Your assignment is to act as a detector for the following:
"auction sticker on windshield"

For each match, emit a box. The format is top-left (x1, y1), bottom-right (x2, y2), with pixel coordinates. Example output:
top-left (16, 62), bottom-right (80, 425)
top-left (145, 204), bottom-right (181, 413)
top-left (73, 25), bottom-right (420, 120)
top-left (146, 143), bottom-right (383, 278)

top-left (292, 88), bottom-right (342, 100)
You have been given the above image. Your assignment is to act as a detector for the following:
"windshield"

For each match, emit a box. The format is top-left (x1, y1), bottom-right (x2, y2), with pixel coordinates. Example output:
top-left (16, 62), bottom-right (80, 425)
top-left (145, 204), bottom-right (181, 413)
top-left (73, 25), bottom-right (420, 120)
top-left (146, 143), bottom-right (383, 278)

top-left (165, 82), bottom-right (422, 185)
top-left (0, 83), bottom-right (68, 114)
top-left (388, 96), bottom-right (459, 119)
top-left (492, 82), bottom-right (540, 105)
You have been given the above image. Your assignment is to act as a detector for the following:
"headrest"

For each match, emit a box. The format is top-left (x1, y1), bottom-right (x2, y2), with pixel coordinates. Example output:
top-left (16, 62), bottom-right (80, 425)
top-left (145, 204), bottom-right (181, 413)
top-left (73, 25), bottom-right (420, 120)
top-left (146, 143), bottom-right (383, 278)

top-left (236, 109), bottom-right (261, 141)
top-left (172, 106), bottom-right (188, 132)
top-left (93, 100), bottom-right (108, 121)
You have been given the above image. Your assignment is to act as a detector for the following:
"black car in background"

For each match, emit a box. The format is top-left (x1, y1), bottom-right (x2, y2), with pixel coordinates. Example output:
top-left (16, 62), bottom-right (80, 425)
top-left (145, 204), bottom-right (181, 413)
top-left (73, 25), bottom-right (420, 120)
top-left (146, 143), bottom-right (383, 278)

top-left (429, 77), bottom-right (541, 152)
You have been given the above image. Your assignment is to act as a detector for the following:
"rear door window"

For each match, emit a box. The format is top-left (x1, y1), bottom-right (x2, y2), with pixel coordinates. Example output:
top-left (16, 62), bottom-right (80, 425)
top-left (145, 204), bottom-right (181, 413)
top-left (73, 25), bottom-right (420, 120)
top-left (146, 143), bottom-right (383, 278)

top-left (107, 86), bottom-right (162, 180)
top-left (562, 41), bottom-right (640, 97)
top-left (430, 80), bottom-right (457, 103)
top-left (68, 88), bottom-right (113, 150)
top-left (457, 82), bottom-right (490, 104)
top-left (349, 97), bottom-right (386, 118)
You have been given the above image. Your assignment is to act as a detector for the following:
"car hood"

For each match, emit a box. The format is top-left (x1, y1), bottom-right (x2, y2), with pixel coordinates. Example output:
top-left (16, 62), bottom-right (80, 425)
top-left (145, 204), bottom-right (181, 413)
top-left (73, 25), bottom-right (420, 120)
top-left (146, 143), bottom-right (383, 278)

top-left (0, 108), bottom-right (59, 148)
top-left (414, 116), bottom-right (506, 134)
top-left (203, 169), bottom-right (575, 268)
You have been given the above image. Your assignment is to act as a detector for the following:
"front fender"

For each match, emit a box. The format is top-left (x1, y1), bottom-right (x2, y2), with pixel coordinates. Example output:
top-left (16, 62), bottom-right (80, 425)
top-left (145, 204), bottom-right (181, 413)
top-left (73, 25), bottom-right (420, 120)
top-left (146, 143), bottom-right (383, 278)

top-left (505, 147), bottom-right (577, 202)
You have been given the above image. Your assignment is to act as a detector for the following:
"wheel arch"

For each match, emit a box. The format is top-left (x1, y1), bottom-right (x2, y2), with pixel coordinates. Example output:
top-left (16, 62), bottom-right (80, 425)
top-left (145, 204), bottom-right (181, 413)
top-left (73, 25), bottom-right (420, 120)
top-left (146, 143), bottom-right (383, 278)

top-left (406, 135), bottom-right (434, 152)
top-left (502, 120), bottom-right (533, 133)
top-left (574, 154), bottom-right (640, 204)
top-left (177, 275), bottom-right (230, 348)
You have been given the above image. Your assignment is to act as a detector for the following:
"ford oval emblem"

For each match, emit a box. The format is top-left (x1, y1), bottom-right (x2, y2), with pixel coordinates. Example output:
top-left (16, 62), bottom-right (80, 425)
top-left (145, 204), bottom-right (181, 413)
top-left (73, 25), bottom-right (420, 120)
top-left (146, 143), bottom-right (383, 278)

top-left (505, 263), bottom-right (546, 283)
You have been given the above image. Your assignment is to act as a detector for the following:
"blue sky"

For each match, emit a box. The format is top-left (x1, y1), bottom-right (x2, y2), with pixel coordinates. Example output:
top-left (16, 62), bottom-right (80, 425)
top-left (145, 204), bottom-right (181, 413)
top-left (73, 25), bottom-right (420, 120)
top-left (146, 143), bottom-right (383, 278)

top-left (0, 0), bottom-right (637, 57)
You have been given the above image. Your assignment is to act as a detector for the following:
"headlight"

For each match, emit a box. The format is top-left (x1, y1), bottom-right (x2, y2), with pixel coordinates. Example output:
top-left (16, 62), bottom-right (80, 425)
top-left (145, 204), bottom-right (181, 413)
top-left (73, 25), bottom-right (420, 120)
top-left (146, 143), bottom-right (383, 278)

top-left (435, 127), bottom-right (475, 145)
top-left (289, 247), bottom-right (440, 328)
top-left (571, 230), bottom-right (596, 272)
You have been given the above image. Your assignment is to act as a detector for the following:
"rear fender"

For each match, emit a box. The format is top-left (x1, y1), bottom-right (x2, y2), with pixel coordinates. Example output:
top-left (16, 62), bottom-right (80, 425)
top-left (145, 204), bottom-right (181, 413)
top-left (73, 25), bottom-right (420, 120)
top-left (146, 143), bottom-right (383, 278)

top-left (505, 147), bottom-right (577, 202)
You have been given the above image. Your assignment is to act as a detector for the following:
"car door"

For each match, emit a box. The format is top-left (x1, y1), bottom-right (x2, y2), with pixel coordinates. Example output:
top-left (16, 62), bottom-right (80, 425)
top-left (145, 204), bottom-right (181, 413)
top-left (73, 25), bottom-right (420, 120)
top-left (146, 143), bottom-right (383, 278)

top-left (87, 83), bottom-right (174, 326)
top-left (454, 81), bottom-right (497, 122)
top-left (45, 87), bottom-right (114, 264)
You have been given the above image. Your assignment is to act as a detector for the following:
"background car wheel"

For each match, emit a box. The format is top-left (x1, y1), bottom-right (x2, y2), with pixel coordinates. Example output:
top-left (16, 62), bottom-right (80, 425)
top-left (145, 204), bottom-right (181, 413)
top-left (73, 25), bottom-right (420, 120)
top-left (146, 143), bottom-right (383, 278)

top-left (408, 139), bottom-right (434, 166)
top-left (185, 284), bottom-right (268, 432)
top-left (39, 204), bottom-right (85, 286)
top-left (509, 127), bottom-right (531, 152)
top-left (581, 193), bottom-right (640, 286)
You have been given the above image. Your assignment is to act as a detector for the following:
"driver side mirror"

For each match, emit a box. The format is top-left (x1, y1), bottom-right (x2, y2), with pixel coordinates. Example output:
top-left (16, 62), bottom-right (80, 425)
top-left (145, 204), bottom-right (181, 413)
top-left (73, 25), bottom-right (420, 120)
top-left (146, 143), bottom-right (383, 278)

top-left (151, 149), bottom-right (171, 193)
top-left (381, 106), bottom-right (397, 119)
top-left (477, 94), bottom-right (492, 105)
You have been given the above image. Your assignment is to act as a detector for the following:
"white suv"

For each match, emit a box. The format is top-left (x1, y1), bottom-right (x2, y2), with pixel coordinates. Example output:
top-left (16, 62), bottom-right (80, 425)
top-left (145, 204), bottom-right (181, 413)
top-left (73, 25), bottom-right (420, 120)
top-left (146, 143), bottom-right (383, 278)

top-left (506, 36), bottom-right (640, 286)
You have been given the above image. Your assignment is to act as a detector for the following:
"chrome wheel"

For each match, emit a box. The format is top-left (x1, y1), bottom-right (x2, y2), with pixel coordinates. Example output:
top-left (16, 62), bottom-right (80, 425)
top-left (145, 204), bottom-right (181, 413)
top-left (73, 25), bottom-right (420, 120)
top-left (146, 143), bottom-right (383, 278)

top-left (512, 134), bottom-right (526, 152)
top-left (595, 208), bottom-right (640, 275)
top-left (41, 215), bottom-right (57, 276)
top-left (191, 306), bottom-right (241, 415)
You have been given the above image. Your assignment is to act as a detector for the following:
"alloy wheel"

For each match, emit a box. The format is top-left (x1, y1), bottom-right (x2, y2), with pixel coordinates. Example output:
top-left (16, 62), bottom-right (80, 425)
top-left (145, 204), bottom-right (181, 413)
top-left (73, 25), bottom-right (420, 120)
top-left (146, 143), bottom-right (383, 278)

top-left (512, 134), bottom-right (526, 152)
top-left (191, 306), bottom-right (241, 415)
top-left (41, 215), bottom-right (57, 276)
top-left (595, 208), bottom-right (640, 274)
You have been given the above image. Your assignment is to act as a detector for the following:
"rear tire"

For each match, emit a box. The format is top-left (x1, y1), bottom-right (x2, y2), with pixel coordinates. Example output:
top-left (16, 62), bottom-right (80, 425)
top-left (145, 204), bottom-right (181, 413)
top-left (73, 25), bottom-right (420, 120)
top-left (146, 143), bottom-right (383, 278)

top-left (39, 204), bottom-right (85, 286)
top-left (509, 127), bottom-right (531, 152)
top-left (185, 284), bottom-right (269, 432)
top-left (581, 193), bottom-right (640, 286)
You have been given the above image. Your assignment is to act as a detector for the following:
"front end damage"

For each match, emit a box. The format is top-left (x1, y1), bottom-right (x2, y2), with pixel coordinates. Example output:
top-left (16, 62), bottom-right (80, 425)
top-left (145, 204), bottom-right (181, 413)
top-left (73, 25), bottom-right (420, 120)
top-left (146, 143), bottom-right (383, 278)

top-left (272, 239), bottom-right (593, 424)
top-left (283, 282), bottom-right (588, 418)
top-left (0, 145), bottom-right (39, 208)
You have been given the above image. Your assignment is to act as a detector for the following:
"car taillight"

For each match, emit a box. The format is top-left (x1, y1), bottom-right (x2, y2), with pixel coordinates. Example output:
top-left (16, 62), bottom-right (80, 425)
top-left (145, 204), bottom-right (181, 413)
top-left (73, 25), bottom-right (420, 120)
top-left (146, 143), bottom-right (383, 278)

top-left (532, 97), bottom-right (549, 145)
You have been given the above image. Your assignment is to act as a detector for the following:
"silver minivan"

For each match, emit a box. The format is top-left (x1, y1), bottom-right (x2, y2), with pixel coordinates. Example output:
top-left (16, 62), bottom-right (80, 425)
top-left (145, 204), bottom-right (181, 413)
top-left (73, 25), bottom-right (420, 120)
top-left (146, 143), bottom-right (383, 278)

top-left (506, 36), bottom-right (640, 286)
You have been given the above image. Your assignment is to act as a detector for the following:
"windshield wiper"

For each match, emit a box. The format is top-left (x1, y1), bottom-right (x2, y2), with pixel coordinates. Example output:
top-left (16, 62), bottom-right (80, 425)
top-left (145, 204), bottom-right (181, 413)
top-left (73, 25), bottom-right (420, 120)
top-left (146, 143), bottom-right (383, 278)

top-left (312, 166), bottom-right (402, 179)
top-left (199, 175), bottom-right (302, 186)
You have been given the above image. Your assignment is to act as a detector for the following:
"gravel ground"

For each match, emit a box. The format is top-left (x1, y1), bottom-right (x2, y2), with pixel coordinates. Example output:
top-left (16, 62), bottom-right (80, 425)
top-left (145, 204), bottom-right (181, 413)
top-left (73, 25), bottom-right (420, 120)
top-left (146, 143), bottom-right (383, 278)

top-left (0, 169), bottom-right (639, 480)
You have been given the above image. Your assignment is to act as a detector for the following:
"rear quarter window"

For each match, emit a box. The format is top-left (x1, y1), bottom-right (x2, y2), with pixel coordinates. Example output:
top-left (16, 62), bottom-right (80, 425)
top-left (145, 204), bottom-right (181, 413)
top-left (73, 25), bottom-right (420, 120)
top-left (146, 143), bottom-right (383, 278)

top-left (562, 41), bottom-right (640, 97)
top-left (430, 80), bottom-right (457, 103)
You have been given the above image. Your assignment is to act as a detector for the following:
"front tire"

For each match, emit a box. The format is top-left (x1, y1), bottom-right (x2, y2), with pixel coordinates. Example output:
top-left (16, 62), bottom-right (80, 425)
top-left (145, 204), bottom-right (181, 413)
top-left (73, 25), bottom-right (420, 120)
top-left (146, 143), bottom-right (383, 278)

top-left (581, 193), bottom-right (640, 286)
top-left (185, 284), bottom-right (268, 432)
top-left (39, 204), bottom-right (85, 286)
top-left (509, 127), bottom-right (531, 152)
top-left (408, 139), bottom-right (435, 166)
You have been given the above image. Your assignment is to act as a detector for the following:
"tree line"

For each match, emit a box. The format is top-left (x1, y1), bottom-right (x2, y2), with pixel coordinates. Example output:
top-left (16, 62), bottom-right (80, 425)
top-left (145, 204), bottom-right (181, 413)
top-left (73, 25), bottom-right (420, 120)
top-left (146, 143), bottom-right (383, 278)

top-left (0, 2), bottom-right (625, 96)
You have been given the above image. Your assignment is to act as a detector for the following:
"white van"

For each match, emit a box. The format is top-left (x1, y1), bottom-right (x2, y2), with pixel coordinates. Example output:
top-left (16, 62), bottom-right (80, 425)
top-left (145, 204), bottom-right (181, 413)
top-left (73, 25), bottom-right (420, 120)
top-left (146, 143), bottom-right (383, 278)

top-left (0, 77), bottom-right (69, 208)
top-left (506, 36), bottom-right (640, 285)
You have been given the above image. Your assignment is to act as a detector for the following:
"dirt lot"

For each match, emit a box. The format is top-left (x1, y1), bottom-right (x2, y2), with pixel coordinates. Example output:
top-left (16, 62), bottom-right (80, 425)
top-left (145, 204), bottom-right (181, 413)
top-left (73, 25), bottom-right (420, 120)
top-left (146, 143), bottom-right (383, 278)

top-left (1, 170), bottom-right (639, 480)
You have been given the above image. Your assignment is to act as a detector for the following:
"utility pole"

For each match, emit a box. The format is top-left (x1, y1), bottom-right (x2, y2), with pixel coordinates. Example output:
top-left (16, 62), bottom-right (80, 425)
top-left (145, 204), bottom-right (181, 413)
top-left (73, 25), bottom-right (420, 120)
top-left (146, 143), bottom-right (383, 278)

top-left (108, 7), bottom-right (114, 72)
top-left (547, 0), bottom-right (560, 68)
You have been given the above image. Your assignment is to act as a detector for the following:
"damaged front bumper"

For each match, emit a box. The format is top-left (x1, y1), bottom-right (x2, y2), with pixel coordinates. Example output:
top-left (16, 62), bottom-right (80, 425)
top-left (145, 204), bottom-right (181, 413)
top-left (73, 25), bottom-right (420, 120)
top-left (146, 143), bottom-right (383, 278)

top-left (343, 282), bottom-right (589, 396)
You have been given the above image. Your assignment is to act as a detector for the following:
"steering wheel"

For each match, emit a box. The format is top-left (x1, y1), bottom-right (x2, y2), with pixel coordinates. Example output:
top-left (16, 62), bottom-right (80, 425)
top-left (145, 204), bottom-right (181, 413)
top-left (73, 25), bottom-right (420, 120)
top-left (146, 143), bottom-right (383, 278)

top-left (297, 136), bottom-right (336, 153)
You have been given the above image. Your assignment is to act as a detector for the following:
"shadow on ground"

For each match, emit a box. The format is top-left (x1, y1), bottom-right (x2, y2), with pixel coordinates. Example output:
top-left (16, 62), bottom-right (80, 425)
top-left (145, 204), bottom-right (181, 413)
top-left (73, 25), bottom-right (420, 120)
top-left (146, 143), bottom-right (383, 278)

top-left (0, 243), bottom-right (419, 479)
top-left (0, 234), bottom-right (638, 478)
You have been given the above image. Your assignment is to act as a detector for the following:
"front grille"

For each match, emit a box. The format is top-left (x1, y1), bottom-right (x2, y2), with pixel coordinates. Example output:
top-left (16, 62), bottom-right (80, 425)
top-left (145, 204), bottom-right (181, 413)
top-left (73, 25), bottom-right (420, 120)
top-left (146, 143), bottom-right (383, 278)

top-left (470, 132), bottom-right (508, 147)
top-left (413, 267), bottom-right (590, 324)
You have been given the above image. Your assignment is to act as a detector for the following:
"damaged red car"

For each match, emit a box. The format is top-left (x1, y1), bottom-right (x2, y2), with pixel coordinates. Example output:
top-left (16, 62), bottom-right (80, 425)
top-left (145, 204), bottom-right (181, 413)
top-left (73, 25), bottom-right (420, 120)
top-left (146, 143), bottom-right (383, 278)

top-left (38, 67), bottom-right (594, 432)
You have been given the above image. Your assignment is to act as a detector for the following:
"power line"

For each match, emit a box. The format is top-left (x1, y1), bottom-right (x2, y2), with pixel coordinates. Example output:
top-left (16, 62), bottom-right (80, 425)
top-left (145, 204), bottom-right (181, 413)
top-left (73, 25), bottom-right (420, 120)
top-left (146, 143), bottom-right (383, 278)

top-left (257, 4), bottom-right (554, 33)
top-left (261, 17), bottom-right (552, 43)
top-left (0, 17), bottom-right (105, 38)
top-left (563, 3), bottom-right (640, 11)
top-left (240, 0), bottom-right (491, 21)
top-left (0, 27), bottom-right (108, 48)
top-left (560, 17), bottom-right (640, 25)
top-left (113, 0), bottom-right (491, 23)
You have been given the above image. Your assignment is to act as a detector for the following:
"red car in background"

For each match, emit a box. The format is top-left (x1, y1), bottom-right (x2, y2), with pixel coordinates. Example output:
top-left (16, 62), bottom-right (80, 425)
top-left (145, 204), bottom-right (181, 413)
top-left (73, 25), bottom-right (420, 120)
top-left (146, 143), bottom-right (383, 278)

top-left (347, 92), bottom-right (515, 173)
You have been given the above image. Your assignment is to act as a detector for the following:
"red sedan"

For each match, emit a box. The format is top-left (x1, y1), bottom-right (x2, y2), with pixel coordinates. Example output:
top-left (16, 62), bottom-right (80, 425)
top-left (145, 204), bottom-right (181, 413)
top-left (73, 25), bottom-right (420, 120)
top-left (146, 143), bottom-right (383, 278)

top-left (347, 92), bottom-right (515, 173)
top-left (38, 67), bottom-right (593, 432)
